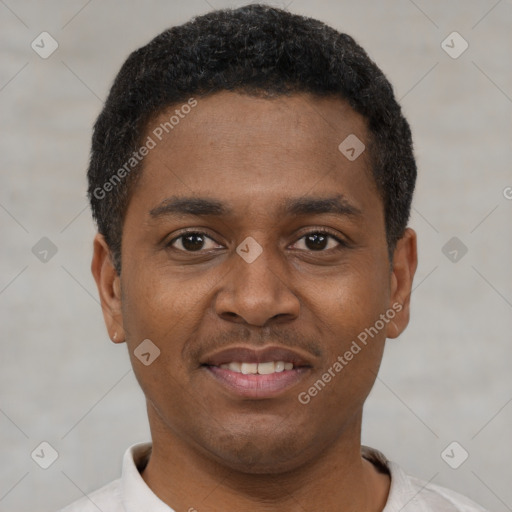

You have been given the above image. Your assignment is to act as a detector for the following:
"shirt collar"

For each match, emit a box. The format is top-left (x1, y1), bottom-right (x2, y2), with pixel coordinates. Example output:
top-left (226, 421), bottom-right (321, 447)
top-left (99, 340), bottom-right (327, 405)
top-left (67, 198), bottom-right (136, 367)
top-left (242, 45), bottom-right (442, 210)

top-left (120, 442), bottom-right (418, 512)
top-left (122, 442), bottom-right (175, 512)
top-left (362, 445), bottom-right (431, 512)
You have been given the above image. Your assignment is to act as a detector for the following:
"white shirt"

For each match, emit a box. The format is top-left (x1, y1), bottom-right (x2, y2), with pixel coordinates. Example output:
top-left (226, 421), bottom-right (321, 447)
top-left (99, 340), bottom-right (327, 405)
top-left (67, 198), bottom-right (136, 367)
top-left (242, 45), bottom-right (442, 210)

top-left (58, 442), bottom-right (488, 512)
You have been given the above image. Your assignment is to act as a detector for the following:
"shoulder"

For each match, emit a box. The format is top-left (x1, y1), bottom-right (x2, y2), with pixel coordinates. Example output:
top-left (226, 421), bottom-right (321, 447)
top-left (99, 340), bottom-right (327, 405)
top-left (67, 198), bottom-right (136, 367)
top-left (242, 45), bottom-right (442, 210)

top-left (57, 477), bottom-right (123, 512)
top-left (361, 446), bottom-right (488, 512)
top-left (387, 461), bottom-right (489, 512)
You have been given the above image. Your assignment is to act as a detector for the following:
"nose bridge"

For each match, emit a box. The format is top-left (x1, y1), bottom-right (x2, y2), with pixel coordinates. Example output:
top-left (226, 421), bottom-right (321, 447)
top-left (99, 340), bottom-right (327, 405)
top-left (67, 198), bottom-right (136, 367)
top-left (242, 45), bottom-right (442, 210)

top-left (215, 234), bottom-right (300, 326)
top-left (236, 235), bottom-right (282, 290)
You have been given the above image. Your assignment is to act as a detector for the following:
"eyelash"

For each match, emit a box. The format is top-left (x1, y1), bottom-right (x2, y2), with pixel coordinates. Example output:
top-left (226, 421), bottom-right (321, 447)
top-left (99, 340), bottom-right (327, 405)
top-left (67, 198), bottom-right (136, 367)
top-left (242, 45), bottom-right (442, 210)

top-left (166, 228), bottom-right (347, 253)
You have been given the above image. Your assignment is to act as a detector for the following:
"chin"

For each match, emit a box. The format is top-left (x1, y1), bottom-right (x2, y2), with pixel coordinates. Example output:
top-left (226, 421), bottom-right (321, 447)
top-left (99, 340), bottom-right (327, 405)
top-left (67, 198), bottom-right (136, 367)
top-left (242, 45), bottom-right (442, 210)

top-left (215, 450), bottom-right (304, 475)
top-left (204, 431), bottom-right (313, 475)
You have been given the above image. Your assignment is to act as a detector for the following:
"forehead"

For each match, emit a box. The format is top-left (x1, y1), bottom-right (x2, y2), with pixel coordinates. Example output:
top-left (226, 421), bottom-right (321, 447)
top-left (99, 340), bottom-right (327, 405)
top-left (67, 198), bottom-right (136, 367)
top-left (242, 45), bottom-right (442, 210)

top-left (145, 91), bottom-right (369, 158)
top-left (133, 91), bottom-right (380, 220)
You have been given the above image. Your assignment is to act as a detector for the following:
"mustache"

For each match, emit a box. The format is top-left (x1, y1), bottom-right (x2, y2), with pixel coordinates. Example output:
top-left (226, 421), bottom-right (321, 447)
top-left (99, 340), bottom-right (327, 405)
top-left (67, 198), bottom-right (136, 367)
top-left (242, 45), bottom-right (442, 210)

top-left (185, 325), bottom-right (323, 363)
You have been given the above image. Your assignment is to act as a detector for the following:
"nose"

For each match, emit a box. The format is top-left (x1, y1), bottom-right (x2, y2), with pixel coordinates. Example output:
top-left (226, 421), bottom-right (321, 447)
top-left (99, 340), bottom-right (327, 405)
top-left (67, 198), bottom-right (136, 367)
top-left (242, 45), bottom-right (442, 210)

top-left (214, 239), bottom-right (300, 327)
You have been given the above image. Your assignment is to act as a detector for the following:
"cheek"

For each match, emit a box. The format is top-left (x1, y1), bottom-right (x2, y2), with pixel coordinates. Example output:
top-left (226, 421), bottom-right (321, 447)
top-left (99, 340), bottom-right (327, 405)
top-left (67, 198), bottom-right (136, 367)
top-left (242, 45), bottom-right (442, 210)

top-left (122, 262), bottom-right (198, 330)
top-left (299, 286), bottom-right (388, 420)
top-left (307, 258), bottom-right (391, 333)
top-left (297, 259), bottom-right (390, 403)
top-left (119, 270), bottom-right (203, 415)
top-left (120, 265), bottom-right (214, 378)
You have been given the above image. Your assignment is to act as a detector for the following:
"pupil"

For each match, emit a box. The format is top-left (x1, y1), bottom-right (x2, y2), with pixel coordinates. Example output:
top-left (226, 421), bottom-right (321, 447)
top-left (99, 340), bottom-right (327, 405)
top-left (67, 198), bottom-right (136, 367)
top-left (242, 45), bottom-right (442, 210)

top-left (180, 233), bottom-right (329, 252)
top-left (306, 233), bottom-right (327, 251)
top-left (183, 234), bottom-right (204, 251)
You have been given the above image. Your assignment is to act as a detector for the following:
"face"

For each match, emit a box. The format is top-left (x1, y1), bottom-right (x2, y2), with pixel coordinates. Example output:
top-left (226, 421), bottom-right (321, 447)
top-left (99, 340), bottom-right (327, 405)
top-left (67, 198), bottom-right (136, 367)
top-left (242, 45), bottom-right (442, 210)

top-left (92, 91), bottom-right (417, 474)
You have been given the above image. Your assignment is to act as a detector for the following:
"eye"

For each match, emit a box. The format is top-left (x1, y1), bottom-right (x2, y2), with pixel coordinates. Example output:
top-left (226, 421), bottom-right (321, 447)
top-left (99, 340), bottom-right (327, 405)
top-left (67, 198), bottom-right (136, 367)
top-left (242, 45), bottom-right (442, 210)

top-left (291, 230), bottom-right (346, 252)
top-left (167, 229), bottom-right (346, 254)
top-left (168, 231), bottom-right (221, 252)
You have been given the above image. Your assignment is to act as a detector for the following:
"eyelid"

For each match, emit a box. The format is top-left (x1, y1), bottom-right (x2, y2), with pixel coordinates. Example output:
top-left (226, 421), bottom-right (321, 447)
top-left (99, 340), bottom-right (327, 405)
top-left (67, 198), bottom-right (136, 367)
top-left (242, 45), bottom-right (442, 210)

top-left (166, 227), bottom-right (348, 252)
top-left (166, 229), bottom-right (222, 251)
top-left (291, 227), bottom-right (348, 250)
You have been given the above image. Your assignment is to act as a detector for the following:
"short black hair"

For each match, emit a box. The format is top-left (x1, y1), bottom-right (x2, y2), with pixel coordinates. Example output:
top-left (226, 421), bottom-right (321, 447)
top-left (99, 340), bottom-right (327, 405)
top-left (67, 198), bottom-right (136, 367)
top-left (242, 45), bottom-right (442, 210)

top-left (88, 3), bottom-right (416, 273)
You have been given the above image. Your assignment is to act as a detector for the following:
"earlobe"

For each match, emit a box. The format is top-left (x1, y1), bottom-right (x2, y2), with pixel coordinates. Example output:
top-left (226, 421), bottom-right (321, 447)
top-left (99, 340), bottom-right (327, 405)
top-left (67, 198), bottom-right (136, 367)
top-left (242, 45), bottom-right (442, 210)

top-left (91, 233), bottom-right (126, 343)
top-left (387, 228), bottom-right (418, 339)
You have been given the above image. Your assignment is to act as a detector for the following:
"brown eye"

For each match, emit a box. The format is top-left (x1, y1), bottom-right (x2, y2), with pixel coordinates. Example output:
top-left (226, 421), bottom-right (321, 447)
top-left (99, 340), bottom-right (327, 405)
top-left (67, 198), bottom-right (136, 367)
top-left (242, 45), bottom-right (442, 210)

top-left (305, 233), bottom-right (329, 251)
top-left (293, 230), bottom-right (344, 252)
top-left (169, 232), bottom-right (220, 252)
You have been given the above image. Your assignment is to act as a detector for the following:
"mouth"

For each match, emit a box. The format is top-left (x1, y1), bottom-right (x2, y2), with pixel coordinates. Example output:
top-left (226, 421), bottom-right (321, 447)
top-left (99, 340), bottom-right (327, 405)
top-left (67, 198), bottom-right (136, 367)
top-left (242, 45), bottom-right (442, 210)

top-left (200, 345), bottom-right (313, 399)
top-left (216, 360), bottom-right (295, 374)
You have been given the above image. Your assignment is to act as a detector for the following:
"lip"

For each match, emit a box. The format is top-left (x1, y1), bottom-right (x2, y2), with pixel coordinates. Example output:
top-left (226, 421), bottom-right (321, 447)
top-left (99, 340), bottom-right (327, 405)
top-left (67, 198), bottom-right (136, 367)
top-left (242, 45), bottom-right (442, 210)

top-left (200, 345), bottom-right (314, 399)
top-left (200, 345), bottom-right (313, 367)
top-left (204, 365), bottom-right (311, 399)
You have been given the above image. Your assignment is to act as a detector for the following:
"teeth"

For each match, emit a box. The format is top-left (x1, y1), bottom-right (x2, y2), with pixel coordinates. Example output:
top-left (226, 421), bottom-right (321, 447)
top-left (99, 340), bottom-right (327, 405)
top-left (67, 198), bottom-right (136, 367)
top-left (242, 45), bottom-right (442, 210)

top-left (219, 361), bottom-right (295, 374)
top-left (274, 361), bottom-right (285, 372)
top-left (228, 362), bottom-right (241, 372)
top-left (257, 361), bottom-right (275, 375)
top-left (274, 361), bottom-right (284, 372)
top-left (241, 362), bottom-right (258, 375)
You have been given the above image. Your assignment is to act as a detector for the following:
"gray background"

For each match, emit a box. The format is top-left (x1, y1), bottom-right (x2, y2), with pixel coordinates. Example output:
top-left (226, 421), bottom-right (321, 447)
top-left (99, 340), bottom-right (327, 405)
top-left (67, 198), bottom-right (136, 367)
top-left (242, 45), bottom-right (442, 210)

top-left (1, 0), bottom-right (511, 511)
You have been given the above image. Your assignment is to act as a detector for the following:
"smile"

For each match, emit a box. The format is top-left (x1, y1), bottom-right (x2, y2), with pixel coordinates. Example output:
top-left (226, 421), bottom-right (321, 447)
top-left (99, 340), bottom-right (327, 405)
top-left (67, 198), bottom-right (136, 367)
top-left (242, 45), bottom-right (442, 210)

top-left (200, 345), bottom-right (314, 398)
top-left (218, 361), bottom-right (294, 374)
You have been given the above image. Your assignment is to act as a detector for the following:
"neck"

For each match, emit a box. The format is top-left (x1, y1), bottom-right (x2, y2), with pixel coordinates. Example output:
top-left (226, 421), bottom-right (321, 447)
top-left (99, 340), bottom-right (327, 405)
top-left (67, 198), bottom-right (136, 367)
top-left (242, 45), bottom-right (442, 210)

top-left (141, 406), bottom-right (390, 512)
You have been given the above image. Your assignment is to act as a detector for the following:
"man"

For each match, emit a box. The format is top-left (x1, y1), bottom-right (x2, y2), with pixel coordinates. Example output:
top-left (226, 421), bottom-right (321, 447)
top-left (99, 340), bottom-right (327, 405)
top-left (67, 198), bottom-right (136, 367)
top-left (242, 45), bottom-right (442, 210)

top-left (60, 3), bottom-right (487, 511)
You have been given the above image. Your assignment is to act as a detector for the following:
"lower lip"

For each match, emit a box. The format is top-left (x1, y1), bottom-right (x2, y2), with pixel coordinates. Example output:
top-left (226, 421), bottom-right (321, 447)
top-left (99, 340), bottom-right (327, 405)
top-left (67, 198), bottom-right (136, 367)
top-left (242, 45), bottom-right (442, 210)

top-left (204, 366), bottom-right (311, 399)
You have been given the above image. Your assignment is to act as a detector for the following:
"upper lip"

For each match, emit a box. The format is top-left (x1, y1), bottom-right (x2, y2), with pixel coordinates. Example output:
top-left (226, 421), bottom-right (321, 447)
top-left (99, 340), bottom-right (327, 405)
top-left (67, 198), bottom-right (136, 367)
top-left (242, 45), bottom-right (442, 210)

top-left (201, 345), bottom-right (314, 368)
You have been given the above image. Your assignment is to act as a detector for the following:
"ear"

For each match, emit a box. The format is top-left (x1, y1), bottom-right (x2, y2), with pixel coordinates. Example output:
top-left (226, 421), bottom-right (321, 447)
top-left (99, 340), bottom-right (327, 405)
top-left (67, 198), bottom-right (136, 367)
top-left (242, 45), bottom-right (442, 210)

top-left (91, 233), bottom-right (125, 344)
top-left (387, 228), bottom-right (418, 339)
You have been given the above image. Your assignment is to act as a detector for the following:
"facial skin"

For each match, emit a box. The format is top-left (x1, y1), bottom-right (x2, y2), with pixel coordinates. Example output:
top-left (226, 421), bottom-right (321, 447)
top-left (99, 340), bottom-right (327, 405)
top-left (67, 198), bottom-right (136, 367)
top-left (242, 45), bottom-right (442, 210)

top-left (92, 91), bottom-right (417, 512)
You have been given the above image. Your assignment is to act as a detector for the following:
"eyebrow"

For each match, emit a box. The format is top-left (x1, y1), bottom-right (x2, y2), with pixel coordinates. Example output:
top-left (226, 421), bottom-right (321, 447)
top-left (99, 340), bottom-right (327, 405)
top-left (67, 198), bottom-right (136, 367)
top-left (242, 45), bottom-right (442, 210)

top-left (149, 194), bottom-right (362, 219)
